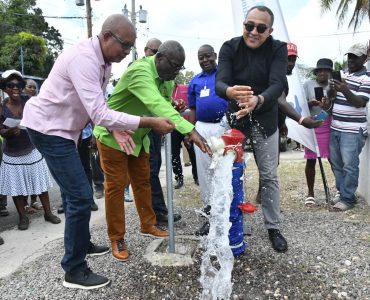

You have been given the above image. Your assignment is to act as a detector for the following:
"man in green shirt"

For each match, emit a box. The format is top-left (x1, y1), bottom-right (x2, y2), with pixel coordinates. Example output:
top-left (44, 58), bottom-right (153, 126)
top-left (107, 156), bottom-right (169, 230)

top-left (94, 40), bottom-right (211, 262)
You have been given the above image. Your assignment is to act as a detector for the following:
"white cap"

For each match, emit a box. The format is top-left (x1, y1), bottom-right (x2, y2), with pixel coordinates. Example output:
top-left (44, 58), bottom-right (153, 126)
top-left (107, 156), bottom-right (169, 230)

top-left (345, 43), bottom-right (368, 57)
top-left (1, 70), bottom-right (23, 80)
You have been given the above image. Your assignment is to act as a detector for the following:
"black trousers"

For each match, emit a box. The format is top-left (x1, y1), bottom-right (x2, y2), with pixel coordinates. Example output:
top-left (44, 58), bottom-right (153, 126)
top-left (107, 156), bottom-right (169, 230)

top-left (149, 131), bottom-right (168, 215)
top-left (171, 130), bottom-right (197, 182)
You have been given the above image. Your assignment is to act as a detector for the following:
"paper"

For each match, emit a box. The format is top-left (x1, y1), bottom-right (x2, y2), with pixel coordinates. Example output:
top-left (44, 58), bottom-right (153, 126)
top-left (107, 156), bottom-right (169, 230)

top-left (3, 118), bottom-right (25, 129)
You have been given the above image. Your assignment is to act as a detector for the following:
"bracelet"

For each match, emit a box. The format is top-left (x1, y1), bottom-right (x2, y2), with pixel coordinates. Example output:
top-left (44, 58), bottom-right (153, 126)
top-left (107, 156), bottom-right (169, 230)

top-left (254, 95), bottom-right (263, 111)
top-left (298, 116), bottom-right (305, 125)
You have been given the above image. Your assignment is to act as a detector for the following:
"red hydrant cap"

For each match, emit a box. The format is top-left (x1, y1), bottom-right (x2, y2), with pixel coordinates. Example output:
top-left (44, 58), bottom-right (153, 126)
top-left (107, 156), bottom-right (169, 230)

top-left (221, 129), bottom-right (245, 146)
top-left (238, 202), bottom-right (257, 213)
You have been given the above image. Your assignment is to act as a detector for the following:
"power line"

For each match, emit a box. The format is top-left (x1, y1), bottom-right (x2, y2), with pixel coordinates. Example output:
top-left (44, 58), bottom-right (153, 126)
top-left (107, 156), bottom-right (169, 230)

top-left (2, 12), bottom-right (85, 19)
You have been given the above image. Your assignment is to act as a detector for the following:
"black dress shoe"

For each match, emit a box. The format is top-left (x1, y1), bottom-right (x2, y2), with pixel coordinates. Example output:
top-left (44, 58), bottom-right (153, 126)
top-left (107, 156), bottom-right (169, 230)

top-left (268, 229), bottom-right (288, 253)
top-left (195, 221), bottom-right (210, 236)
top-left (87, 242), bottom-right (110, 257)
top-left (91, 202), bottom-right (98, 211)
top-left (156, 212), bottom-right (181, 224)
top-left (57, 205), bottom-right (64, 214)
top-left (174, 179), bottom-right (184, 189)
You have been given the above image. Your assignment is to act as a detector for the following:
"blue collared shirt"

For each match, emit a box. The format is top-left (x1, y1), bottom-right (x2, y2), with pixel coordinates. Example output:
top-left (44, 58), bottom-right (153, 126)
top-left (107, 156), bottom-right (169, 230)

top-left (188, 67), bottom-right (228, 123)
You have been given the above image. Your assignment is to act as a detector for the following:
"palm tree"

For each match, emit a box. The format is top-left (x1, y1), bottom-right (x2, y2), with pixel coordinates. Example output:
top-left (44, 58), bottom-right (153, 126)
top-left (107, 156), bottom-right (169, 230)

top-left (320, 0), bottom-right (370, 31)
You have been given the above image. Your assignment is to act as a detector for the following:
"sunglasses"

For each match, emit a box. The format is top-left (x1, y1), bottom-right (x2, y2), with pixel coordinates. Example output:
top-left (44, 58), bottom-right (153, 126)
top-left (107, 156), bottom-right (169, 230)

top-left (109, 31), bottom-right (135, 50)
top-left (244, 22), bottom-right (269, 34)
top-left (6, 82), bottom-right (23, 89)
top-left (160, 53), bottom-right (185, 72)
top-left (145, 47), bottom-right (158, 54)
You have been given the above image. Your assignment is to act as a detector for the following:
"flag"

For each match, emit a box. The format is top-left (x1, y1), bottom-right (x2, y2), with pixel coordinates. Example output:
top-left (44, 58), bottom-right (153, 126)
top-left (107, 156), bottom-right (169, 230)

top-left (230, 0), bottom-right (318, 153)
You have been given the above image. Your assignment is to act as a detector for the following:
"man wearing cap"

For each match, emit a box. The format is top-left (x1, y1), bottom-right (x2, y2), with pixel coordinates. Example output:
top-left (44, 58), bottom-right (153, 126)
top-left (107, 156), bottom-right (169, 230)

top-left (302, 58), bottom-right (334, 206)
top-left (329, 43), bottom-right (370, 211)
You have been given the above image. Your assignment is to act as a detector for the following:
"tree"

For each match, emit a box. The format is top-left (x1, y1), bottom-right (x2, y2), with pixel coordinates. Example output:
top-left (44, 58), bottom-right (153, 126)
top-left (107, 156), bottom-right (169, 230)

top-left (320, 0), bottom-right (370, 31)
top-left (175, 70), bottom-right (195, 85)
top-left (0, 32), bottom-right (48, 76)
top-left (0, 0), bottom-right (63, 77)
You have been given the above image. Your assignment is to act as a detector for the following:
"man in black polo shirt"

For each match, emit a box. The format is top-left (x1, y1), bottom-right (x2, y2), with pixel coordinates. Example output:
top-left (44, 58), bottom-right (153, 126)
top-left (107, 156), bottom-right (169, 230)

top-left (216, 5), bottom-right (288, 252)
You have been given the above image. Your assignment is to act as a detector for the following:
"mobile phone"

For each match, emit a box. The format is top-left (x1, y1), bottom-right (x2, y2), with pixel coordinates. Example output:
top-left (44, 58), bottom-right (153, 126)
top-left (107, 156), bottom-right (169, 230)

top-left (331, 70), bottom-right (342, 82)
top-left (314, 110), bottom-right (328, 121)
top-left (314, 87), bottom-right (324, 101)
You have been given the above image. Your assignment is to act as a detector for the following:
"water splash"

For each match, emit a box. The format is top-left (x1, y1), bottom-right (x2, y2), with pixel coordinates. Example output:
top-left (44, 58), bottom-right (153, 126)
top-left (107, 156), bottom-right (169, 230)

top-left (199, 152), bottom-right (235, 300)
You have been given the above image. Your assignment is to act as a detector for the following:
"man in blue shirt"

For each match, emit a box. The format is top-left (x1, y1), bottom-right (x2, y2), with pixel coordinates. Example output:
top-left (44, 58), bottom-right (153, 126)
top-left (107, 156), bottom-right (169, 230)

top-left (188, 44), bottom-right (228, 235)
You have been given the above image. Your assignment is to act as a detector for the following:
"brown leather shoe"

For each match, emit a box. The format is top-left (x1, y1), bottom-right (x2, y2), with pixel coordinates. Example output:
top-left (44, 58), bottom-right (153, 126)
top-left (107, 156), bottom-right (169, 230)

top-left (111, 239), bottom-right (129, 261)
top-left (140, 225), bottom-right (169, 238)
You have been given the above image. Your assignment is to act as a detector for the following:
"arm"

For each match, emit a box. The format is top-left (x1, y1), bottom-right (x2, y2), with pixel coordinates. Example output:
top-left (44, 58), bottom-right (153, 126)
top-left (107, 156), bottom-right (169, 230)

top-left (278, 92), bottom-right (322, 129)
top-left (187, 80), bottom-right (197, 125)
top-left (257, 43), bottom-right (288, 113)
top-left (68, 55), bottom-right (141, 132)
top-left (331, 79), bottom-right (368, 108)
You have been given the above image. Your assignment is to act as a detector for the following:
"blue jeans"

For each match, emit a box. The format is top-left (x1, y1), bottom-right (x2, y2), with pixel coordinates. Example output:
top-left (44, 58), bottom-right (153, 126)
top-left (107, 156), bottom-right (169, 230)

top-left (330, 128), bottom-right (367, 206)
top-left (27, 128), bottom-right (93, 274)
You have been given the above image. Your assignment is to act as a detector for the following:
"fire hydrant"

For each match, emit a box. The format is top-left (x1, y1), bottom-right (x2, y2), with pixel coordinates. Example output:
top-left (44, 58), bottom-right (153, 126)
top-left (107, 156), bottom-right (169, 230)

top-left (208, 129), bottom-right (248, 256)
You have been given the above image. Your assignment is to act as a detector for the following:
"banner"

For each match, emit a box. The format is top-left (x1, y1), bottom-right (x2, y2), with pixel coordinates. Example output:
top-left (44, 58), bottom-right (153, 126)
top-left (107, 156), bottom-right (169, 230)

top-left (230, 0), bottom-right (318, 153)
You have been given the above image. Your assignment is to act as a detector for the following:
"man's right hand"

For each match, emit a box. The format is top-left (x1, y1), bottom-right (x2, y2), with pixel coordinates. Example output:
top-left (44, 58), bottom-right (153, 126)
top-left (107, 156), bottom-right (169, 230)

top-left (187, 129), bottom-right (212, 156)
top-left (140, 117), bottom-right (175, 135)
top-left (301, 116), bottom-right (323, 129)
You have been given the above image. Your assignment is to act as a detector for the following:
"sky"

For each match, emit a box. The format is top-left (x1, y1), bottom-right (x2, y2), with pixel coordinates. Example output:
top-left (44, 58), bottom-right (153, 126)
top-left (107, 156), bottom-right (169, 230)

top-left (36, 0), bottom-right (369, 78)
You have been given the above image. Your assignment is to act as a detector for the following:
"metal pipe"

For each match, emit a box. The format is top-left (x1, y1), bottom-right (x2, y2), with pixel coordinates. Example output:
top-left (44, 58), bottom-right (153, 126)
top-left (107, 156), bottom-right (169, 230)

top-left (164, 133), bottom-right (175, 253)
top-left (131, 0), bottom-right (137, 61)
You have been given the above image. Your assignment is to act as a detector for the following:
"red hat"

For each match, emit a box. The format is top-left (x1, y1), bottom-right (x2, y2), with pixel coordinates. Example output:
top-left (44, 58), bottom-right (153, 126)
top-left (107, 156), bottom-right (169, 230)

top-left (287, 42), bottom-right (298, 56)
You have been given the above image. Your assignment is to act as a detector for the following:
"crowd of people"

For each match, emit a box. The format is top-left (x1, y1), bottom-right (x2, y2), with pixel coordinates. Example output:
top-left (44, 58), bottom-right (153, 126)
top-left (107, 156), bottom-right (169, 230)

top-left (0, 5), bottom-right (369, 291)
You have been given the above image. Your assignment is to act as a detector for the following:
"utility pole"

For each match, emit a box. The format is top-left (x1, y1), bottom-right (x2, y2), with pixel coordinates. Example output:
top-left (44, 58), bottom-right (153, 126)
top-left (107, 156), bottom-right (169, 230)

top-left (122, 1), bottom-right (147, 62)
top-left (86, 0), bottom-right (92, 38)
top-left (131, 0), bottom-right (136, 61)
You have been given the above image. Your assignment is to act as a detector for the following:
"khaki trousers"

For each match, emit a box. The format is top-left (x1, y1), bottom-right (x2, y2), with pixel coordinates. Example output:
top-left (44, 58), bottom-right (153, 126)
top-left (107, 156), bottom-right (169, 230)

top-left (97, 141), bottom-right (156, 241)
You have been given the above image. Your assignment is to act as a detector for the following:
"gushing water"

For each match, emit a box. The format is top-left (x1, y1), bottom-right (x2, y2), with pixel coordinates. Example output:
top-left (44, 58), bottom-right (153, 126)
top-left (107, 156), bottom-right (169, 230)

top-left (199, 152), bottom-right (235, 300)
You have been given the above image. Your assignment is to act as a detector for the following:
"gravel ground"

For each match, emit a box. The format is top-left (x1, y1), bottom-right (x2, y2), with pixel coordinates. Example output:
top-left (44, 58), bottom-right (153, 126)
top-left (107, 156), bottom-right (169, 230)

top-left (1, 159), bottom-right (369, 300)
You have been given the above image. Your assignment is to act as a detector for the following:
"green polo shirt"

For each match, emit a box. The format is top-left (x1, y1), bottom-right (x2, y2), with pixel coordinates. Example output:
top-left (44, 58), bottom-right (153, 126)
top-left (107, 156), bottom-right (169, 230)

top-left (94, 56), bottom-right (194, 157)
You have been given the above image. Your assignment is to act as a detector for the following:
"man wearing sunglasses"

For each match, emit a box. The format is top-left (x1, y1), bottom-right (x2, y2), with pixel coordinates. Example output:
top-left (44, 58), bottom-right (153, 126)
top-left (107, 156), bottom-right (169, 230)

top-left (21, 14), bottom-right (175, 290)
top-left (216, 5), bottom-right (288, 253)
top-left (93, 40), bottom-right (211, 263)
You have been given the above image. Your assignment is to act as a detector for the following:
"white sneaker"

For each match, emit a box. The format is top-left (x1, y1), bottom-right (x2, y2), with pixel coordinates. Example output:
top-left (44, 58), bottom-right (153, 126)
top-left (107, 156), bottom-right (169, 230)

top-left (331, 191), bottom-right (341, 205)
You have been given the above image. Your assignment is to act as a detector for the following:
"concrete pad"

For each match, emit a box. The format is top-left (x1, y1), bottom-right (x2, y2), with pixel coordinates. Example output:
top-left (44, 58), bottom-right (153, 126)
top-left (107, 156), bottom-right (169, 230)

top-left (144, 235), bottom-right (200, 267)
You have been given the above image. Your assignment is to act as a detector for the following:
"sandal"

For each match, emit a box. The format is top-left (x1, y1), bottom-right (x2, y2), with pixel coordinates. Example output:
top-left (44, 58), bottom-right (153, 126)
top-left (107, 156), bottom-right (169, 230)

top-left (333, 201), bottom-right (352, 211)
top-left (304, 196), bottom-right (316, 206)
top-left (24, 205), bottom-right (36, 214)
top-left (31, 201), bottom-right (43, 210)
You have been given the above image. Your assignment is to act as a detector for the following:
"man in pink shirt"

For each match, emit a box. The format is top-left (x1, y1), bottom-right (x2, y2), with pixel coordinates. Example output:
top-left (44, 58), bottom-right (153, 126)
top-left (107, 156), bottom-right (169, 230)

top-left (21, 14), bottom-right (174, 290)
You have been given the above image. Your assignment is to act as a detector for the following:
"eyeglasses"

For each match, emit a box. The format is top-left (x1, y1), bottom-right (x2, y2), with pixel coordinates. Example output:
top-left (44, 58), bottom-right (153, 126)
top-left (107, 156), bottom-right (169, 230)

top-left (244, 22), bottom-right (269, 34)
top-left (26, 85), bottom-right (36, 89)
top-left (6, 82), bottom-right (22, 89)
top-left (160, 53), bottom-right (185, 72)
top-left (145, 47), bottom-right (158, 54)
top-left (109, 31), bottom-right (135, 50)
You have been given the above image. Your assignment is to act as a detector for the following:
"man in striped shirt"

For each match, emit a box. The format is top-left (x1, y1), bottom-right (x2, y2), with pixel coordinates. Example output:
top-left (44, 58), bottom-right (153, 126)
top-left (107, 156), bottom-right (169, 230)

top-left (329, 43), bottom-right (370, 211)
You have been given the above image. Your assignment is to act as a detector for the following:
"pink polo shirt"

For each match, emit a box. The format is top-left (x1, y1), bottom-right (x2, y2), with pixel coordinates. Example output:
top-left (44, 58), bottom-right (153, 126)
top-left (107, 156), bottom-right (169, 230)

top-left (21, 36), bottom-right (140, 144)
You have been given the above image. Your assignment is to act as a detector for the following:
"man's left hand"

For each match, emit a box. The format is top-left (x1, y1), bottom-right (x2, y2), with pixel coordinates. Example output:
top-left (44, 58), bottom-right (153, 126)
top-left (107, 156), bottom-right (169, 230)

top-left (112, 130), bottom-right (136, 155)
top-left (235, 95), bottom-right (258, 119)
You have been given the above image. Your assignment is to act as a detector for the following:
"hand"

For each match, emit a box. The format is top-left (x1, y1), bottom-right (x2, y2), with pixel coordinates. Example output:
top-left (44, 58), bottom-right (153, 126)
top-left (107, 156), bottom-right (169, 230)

top-left (183, 135), bottom-right (191, 148)
top-left (226, 85), bottom-right (254, 103)
top-left (308, 99), bottom-right (321, 107)
top-left (330, 79), bottom-right (349, 94)
top-left (279, 123), bottom-right (288, 137)
top-left (187, 129), bottom-right (212, 156)
top-left (150, 117), bottom-right (176, 135)
top-left (90, 136), bottom-right (97, 150)
top-left (173, 99), bottom-right (186, 113)
top-left (7, 127), bottom-right (21, 136)
top-left (235, 95), bottom-right (259, 119)
top-left (301, 116), bottom-right (323, 129)
top-left (112, 130), bottom-right (136, 155)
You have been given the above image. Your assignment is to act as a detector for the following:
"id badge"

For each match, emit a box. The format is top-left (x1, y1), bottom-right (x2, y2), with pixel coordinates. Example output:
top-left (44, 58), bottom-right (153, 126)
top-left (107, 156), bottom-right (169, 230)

top-left (200, 88), bottom-right (210, 97)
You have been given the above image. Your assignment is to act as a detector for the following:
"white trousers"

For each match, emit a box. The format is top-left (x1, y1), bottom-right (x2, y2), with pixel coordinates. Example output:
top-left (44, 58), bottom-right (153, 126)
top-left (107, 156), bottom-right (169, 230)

top-left (194, 121), bottom-right (224, 205)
